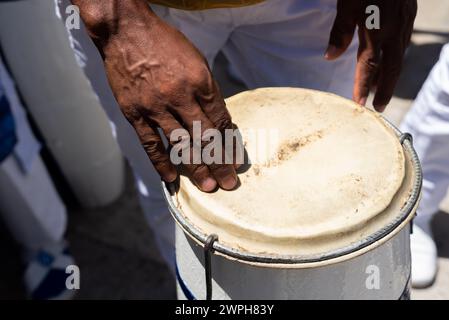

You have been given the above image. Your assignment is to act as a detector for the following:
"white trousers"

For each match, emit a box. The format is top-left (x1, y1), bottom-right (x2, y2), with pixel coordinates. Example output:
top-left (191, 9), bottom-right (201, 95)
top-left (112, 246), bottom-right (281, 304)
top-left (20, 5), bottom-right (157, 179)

top-left (63, 0), bottom-right (357, 270)
top-left (400, 43), bottom-right (449, 232)
top-left (154, 0), bottom-right (357, 97)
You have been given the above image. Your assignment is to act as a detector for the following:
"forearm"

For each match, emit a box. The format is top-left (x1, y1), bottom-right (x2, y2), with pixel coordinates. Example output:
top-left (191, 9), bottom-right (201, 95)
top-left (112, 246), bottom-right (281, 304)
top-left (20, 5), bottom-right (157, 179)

top-left (70, 0), bottom-right (158, 49)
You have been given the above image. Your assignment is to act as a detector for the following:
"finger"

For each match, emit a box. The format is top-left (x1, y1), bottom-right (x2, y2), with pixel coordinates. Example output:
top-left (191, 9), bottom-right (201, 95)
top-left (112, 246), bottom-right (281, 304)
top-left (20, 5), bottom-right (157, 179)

top-left (353, 29), bottom-right (381, 106)
top-left (196, 79), bottom-right (233, 133)
top-left (169, 105), bottom-right (219, 192)
top-left (370, 0), bottom-right (416, 112)
top-left (182, 162), bottom-right (217, 192)
top-left (195, 80), bottom-right (242, 169)
top-left (403, 0), bottom-right (418, 47)
top-left (175, 101), bottom-right (238, 191)
top-left (372, 43), bottom-right (404, 112)
top-left (325, 0), bottom-right (358, 60)
top-left (370, 67), bottom-right (381, 91)
top-left (143, 109), bottom-right (219, 192)
top-left (226, 122), bottom-right (245, 170)
top-left (128, 111), bottom-right (178, 183)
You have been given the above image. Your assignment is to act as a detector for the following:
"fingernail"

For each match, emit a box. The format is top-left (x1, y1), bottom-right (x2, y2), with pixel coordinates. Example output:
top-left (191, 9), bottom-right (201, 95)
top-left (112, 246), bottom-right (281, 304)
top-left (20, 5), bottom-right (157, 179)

top-left (221, 175), bottom-right (237, 190)
top-left (325, 45), bottom-right (339, 60)
top-left (162, 171), bottom-right (177, 183)
top-left (358, 97), bottom-right (368, 106)
top-left (200, 177), bottom-right (217, 192)
top-left (375, 105), bottom-right (387, 113)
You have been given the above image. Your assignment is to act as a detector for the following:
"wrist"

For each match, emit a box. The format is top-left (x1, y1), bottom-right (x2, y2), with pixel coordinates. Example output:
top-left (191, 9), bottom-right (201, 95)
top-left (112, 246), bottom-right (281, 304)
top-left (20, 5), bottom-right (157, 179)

top-left (71, 0), bottom-right (158, 48)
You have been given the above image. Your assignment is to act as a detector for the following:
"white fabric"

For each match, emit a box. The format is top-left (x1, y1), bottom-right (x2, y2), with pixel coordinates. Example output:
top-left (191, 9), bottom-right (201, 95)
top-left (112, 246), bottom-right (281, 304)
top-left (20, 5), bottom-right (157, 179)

top-left (154, 0), bottom-right (357, 98)
top-left (54, 0), bottom-right (88, 69)
top-left (0, 150), bottom-right (67, 250)
top-left (0, 0), bottom-right (125, 208)
top-left (400, 43), bottom-right (449, 232)
top-left (410, 225), bottom-right (437, 288)
top-left (23, 241), bottom-right (75, 299)
top-left (0, 61), bottom-right (67, 250)
top-left (0, 58), bottom-right (41, 173)
top-left (61, 0), bottom-right (357, 269)
top-left (400, 44), bottom-right (449, 288)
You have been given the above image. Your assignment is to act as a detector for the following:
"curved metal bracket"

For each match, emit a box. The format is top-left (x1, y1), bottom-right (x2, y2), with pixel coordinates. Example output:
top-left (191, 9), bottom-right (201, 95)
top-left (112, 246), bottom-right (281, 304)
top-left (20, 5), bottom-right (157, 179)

top-left (204, 234), bottom-right (218, 300)
top-left (400, 132), bottom-right (413, 145)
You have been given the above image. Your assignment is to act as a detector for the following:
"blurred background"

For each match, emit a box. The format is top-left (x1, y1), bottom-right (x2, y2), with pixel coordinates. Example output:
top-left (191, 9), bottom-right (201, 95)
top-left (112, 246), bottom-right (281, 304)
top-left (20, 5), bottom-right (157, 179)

top-left (0, 0), bottom-right (448, 299)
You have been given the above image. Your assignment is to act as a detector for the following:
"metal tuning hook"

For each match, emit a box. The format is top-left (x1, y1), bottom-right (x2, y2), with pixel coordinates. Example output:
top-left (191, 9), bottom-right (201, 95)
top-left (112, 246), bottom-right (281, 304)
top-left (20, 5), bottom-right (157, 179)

top-left (204, 234), bottom-right (219, 300)
top-left (399, 132), bottom-right (413, 145)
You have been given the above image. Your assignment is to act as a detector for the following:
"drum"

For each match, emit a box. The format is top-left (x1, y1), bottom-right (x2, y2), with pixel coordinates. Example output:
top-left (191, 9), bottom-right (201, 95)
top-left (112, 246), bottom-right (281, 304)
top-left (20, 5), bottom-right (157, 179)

top-left (162, 88), bottom-right (422, 300)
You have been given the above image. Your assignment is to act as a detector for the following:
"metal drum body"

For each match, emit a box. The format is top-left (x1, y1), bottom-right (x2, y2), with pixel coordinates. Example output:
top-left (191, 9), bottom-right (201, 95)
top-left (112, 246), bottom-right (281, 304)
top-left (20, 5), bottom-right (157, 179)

top-left (175, 224), bottom-right (411, 300)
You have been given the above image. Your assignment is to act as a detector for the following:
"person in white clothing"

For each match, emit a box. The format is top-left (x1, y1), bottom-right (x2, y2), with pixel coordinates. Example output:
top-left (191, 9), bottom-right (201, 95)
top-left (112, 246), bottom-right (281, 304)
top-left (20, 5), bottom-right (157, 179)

top-left (67, 0), bottom-right (417, 278)
top-left (0, 57), bottom-right (74, 300)
top-left (400, 43), bottom-right (449, 288)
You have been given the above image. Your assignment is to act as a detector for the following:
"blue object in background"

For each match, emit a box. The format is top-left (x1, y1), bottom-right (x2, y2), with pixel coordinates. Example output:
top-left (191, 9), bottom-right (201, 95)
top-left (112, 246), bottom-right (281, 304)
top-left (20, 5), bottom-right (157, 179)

top-left (0, 82), bottom-right (17, 162)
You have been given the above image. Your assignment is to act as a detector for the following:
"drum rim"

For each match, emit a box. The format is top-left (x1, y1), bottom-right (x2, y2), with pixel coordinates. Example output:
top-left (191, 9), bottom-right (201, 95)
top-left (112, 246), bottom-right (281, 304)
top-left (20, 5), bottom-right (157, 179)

top-left (162, 116), bottom-right (422, 265)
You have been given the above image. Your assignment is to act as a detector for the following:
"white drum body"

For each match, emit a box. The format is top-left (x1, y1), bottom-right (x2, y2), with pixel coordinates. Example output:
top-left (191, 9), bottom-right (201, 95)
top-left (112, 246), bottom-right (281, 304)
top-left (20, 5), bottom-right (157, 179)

top-left (175, 224), bottom-right (411, 300)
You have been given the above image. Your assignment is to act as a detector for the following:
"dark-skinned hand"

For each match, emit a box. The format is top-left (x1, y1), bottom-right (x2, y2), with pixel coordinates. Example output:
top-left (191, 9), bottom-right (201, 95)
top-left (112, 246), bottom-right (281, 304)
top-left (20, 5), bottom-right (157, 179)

top-left (73, 0), bottom-right (238, 192)
top-left (326, 0), bottom-right (417, 112)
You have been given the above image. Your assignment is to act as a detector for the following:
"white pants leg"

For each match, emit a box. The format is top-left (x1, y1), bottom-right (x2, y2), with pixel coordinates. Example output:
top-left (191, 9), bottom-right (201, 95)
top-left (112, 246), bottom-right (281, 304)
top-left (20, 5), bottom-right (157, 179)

top-left (221, 0), bottom-right (357, 98)
top-left (400, 43), bottom-right (449, 233)
top-left (0, 60), bottom-right (67, 251)
top-left (64, 0), bottom-right (356, 271)
top-left (162, 0), bottom-right (357, 97)
top-left (0, 155), bottom-right (67, 251)
top-left (57, 1), bottom-right (181, 272)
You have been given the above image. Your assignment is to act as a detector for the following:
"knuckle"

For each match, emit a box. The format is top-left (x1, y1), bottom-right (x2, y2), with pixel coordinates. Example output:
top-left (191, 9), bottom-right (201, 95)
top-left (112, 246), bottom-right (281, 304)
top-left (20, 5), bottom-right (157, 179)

top-left (142, 139), bottom-right (159, 155)
top-left (121, 106), bottom-right (141, 123)
top-left (182, 105), bottom-right (203, 119)
top-left (191, 66), bottom-right (211, 88)
top-left (116, 95), bottom-right (133, 110)
top-left (190, 164), bottom-right (208, 179)
top-left (214, 115), bottom-right (233, 132)
top-left (210, 163), bottom-right (232, 177)
top-left (138, 105), bottom-right (165, 124)
top-left (158, 82), bottom-right (177, 97)
top-left (141, 138), bottom-right (164, 161)
top-left (359, 54), bottom-right (380, 71)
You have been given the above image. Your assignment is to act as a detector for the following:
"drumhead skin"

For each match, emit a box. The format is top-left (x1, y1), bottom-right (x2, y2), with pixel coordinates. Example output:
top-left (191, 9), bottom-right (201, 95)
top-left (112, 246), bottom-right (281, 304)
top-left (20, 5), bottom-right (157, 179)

top-left (170, 88), bottom-right (418, 259)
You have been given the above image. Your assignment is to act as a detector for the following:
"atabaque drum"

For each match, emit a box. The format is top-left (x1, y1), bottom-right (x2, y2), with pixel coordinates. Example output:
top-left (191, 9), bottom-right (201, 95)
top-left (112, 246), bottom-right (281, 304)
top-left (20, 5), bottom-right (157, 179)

top-left (162, 87), bottom-right (422, 300)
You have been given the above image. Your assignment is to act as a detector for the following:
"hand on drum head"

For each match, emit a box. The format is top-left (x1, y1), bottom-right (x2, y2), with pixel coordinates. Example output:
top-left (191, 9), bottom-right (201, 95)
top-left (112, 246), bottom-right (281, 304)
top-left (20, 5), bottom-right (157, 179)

top-left (325, 0), bottom-right (418, 112)
top-left (73, 0), bottom-right (239, 192)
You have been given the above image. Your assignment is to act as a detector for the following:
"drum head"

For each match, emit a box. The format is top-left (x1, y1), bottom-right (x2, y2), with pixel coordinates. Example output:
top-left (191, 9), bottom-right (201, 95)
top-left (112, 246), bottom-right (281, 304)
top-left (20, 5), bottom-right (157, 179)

top-left (166, 88), bottom-right (421, 264)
